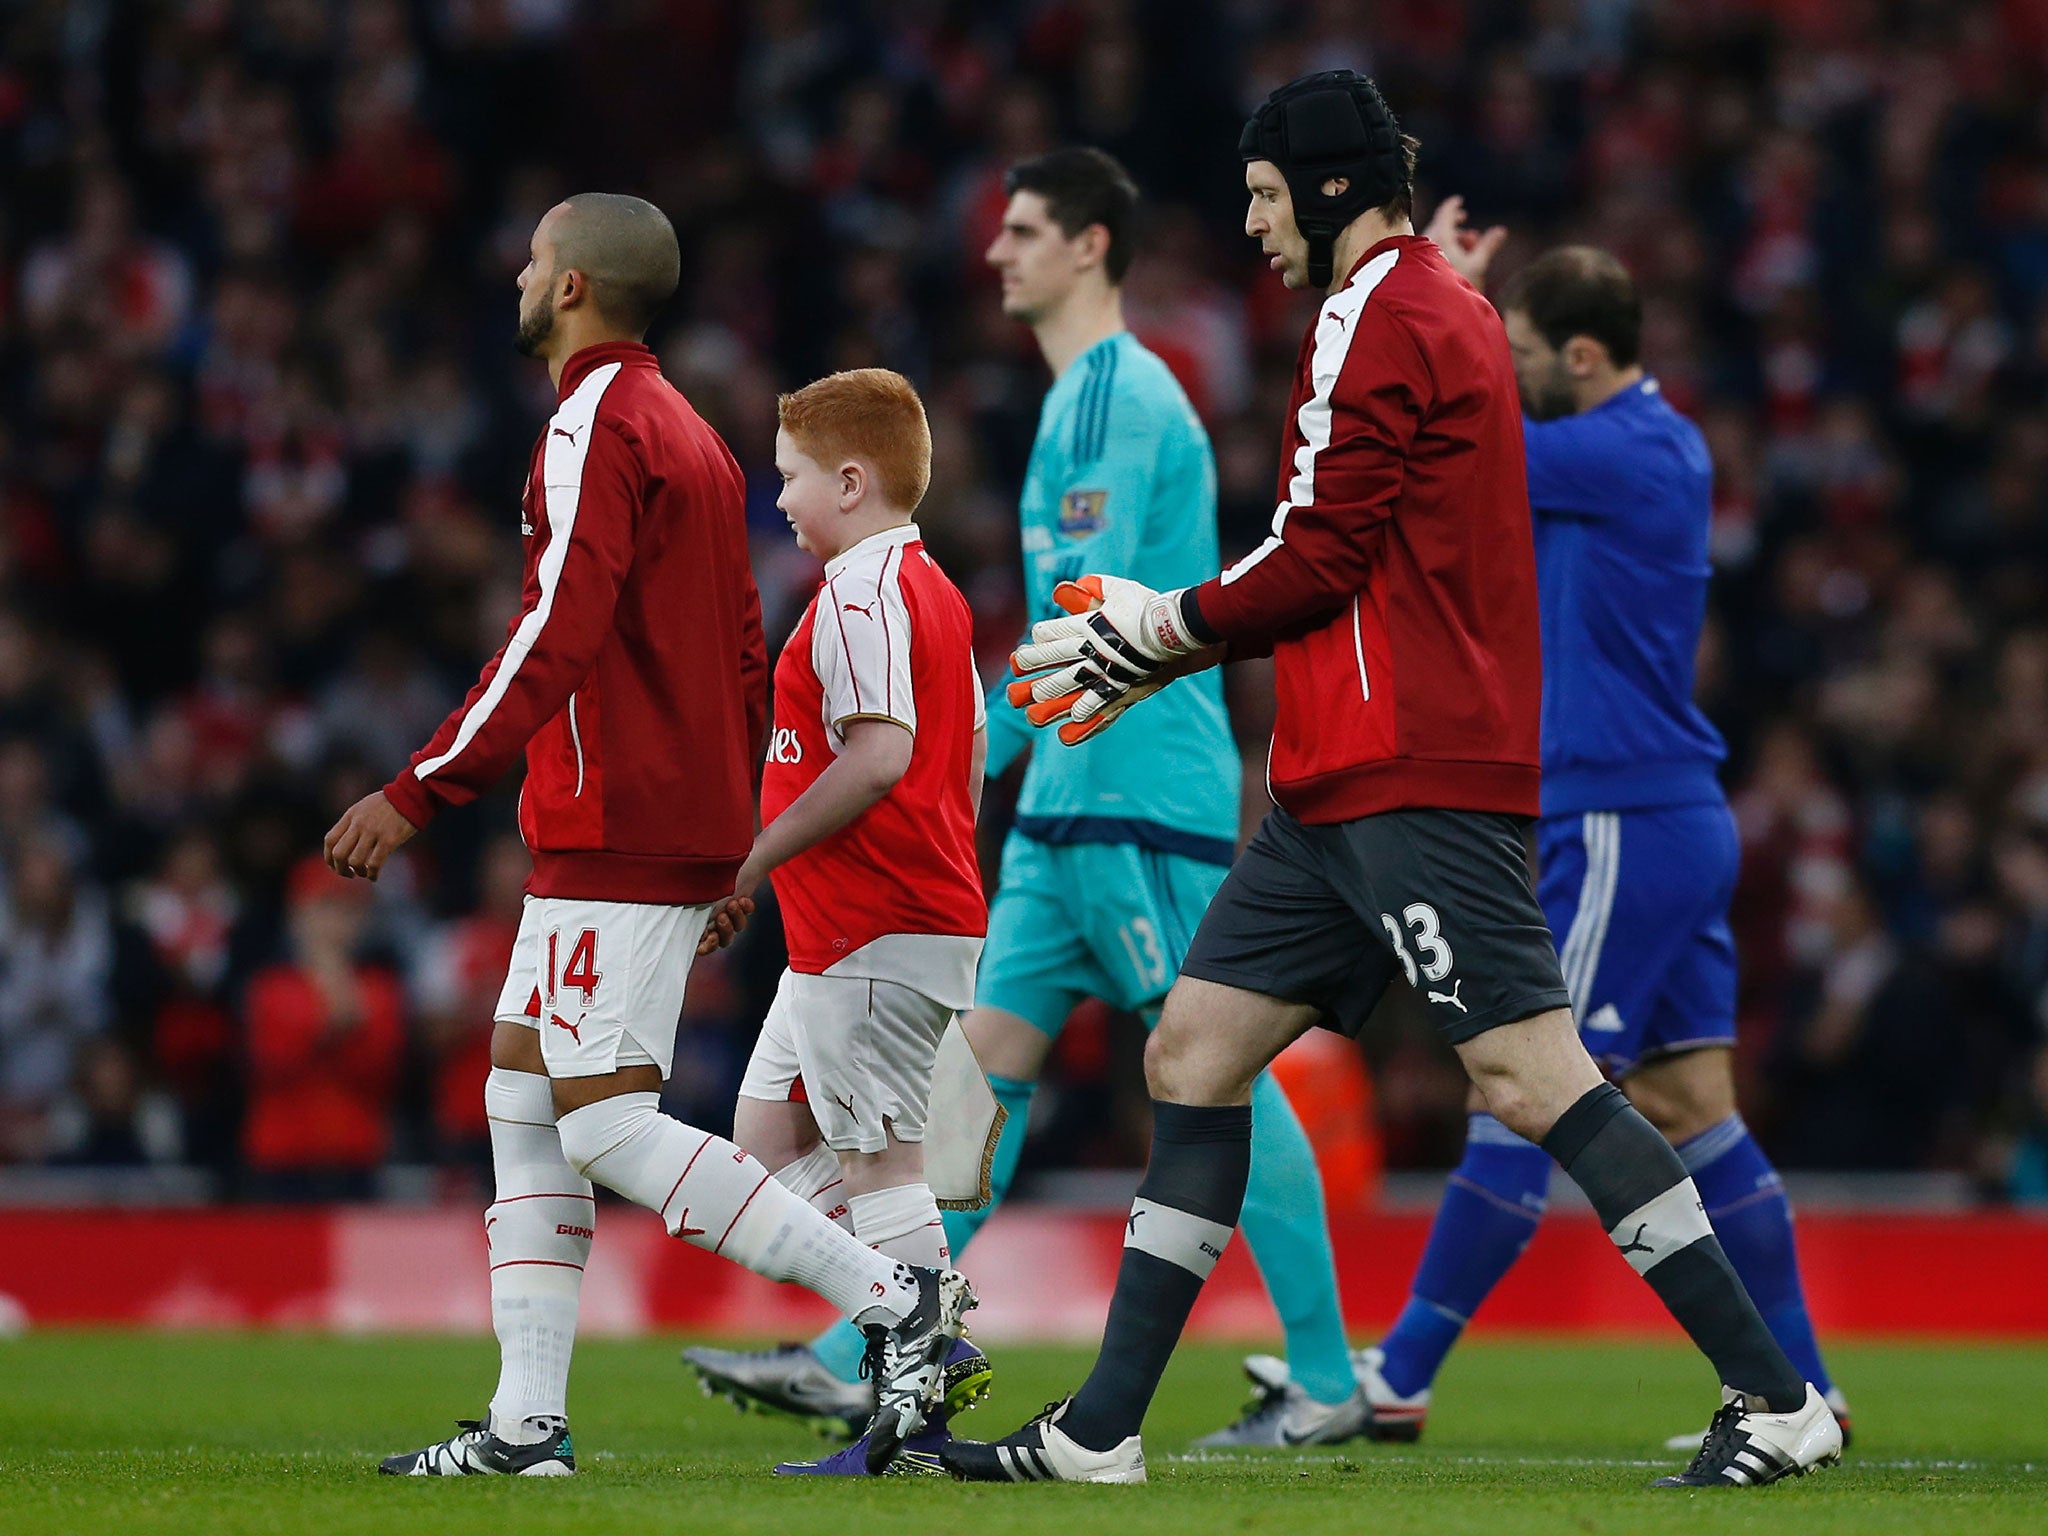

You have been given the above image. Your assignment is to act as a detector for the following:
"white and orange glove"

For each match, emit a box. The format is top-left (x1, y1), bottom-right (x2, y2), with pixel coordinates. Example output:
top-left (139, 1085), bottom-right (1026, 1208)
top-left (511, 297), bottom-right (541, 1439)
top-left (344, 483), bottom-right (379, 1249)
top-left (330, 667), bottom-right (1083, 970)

top-left (1006, 574), bottom-right (1208, 744)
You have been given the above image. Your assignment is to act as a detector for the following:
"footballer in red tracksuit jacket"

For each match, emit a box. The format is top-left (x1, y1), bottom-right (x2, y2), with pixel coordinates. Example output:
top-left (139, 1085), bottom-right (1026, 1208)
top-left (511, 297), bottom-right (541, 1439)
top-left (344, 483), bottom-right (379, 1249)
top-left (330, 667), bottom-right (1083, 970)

top-left (1191, 233), bottom-right (1542, 827)
top-left (381, 340), bottom-right (767, 1079)
top-left (1014, 234), bottom-right (1567, 1048)
top-left (953, 74), bottom-right (1832, 1489)
top-left (1173, 230), bottom-right (1566, 1044)
top-left (383, 340), bottom-right (767, 905)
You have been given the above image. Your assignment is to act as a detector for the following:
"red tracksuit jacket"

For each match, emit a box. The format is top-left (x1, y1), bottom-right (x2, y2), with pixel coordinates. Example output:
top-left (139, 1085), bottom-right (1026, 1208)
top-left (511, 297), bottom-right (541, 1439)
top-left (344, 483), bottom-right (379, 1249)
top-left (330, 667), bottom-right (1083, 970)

top-left (384, 341), bottom-right (767, 903)
top-left (1187, 235), bottom-right (1542, 824)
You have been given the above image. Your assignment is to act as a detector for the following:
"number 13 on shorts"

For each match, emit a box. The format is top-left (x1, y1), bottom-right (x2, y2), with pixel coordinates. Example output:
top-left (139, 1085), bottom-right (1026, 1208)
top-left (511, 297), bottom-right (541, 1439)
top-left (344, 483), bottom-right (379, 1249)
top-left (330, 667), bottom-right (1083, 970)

top-left (546, 927), bottom-right (603, 1007)
top-left (1118, 916), bottom-right (1170, 993)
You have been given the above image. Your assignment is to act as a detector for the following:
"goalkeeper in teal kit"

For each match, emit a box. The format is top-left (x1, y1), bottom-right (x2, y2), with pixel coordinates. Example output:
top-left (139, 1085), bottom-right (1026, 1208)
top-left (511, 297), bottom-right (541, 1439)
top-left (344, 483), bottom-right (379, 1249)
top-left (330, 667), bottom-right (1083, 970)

top-left (688, 147), bottom-right (1369, 1447)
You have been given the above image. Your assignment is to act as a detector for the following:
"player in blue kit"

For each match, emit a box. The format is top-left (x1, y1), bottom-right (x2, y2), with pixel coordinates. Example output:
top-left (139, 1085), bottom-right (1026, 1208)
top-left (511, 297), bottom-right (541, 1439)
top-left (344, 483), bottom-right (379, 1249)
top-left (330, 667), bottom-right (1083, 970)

top-left (1277, 206), bottom-right (1844, 1446)
top-left (687, 148), bottom-right (1365, 1448)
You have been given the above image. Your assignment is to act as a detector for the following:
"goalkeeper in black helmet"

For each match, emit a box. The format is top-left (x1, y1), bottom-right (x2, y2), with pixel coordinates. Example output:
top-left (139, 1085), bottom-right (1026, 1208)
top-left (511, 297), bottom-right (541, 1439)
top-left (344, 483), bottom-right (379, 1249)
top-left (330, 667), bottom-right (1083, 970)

top-left (942, 70), bottom-right (1842, 1491)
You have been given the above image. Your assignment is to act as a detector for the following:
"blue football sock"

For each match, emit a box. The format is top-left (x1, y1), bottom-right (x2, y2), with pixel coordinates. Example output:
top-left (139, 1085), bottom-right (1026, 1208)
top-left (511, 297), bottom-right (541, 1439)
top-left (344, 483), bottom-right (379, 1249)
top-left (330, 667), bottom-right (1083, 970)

top-left (1238, 1070), bottom-right (1355, 1405)
top-left (1378, 1113), bottom-right (1551, 1398)
top-left (1678, 1113), bottom-right (1834, 1397)
top-left (810, 1071), bottom-right (1038, 1384)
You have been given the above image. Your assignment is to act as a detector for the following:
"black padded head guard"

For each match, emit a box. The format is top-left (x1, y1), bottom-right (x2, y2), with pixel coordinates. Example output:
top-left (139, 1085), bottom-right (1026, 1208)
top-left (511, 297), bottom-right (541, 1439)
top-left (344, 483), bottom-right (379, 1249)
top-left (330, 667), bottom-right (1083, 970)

top-left (1240, 70), bottom-right (1406, 289)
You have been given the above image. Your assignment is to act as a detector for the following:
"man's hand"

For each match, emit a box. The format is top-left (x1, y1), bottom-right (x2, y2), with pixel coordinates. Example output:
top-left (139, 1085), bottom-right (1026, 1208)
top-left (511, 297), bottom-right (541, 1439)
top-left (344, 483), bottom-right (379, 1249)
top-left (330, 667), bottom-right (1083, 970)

top-left (1423, 195), bottom-right (1507, 289)
top-left (322, 792), bottom-right (418, 881)
top-left (1006, 574), bottom-right (1215, 744)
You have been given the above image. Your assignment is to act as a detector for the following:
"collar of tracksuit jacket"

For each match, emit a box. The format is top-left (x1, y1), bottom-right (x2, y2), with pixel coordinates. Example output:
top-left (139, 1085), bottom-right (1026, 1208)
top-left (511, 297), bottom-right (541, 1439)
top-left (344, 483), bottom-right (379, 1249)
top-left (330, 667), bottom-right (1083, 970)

top-left (556, 339), bottom-right (658, 400)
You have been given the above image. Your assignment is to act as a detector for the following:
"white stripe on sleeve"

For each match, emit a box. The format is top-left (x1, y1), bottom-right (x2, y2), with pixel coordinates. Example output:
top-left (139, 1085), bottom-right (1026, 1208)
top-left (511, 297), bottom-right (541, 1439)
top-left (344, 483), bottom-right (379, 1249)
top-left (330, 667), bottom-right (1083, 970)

top-left (815, 542), bottom-right (916, 741)
top-left (416, 363), bottom-right (623, 783)
top-left (1220, 247), bottom-right (1401, 587)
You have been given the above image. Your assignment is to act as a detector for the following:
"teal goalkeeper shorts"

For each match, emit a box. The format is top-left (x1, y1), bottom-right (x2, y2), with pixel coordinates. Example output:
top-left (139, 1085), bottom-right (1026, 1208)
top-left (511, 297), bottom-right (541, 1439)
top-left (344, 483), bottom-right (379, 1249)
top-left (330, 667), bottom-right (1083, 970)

top-left (976, 830), bottom-right (1230, 1032)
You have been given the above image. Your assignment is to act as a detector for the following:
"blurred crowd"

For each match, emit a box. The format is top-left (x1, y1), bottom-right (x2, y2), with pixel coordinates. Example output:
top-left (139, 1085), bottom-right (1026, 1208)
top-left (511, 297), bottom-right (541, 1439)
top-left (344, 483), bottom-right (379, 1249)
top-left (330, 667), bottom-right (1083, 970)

top-left (1, 0), bottom-right (2045, 1201)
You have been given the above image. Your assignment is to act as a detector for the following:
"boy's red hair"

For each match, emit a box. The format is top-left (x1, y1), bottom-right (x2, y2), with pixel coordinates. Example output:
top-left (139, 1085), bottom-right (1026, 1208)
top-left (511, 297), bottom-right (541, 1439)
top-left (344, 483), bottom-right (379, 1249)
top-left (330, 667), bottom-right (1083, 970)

top-left (778, 368), bottom-right (933, 512)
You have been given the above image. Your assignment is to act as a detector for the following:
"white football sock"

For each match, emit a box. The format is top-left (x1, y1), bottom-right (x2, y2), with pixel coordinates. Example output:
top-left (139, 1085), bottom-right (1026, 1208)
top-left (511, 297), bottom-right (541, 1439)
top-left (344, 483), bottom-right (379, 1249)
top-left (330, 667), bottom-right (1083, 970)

top-left (849, 1181), bottom-right (949, 1267)
top-left (772, 1144), bottom-right (852, 1230)
top-left (483, 1066), bottom-right (590, 1444)
top-left (556, 1093), bottom-right (918, 1326)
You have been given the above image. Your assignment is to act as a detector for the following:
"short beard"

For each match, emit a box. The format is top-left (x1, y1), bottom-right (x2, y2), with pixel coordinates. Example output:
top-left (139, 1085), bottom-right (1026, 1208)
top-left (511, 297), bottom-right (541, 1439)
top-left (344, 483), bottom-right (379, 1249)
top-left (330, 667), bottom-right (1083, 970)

top-left (514, 302), bottom-right (554, 358)
top-left (1520, 370), bottom-right (1577, 422)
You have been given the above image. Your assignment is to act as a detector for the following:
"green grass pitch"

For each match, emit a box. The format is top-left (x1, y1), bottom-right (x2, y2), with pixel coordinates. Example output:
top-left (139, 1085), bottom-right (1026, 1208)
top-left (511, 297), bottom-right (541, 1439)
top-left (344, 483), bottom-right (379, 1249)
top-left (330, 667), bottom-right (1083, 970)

top-left (2, 1331), bottom-right (2041, 1535)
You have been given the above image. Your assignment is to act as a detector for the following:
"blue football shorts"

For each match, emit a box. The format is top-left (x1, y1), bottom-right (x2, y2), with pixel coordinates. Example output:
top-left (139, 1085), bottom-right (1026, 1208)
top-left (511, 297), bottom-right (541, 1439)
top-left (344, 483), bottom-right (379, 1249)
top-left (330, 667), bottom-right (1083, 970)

top-left (1536, 802), bottom-right (1740, 1075)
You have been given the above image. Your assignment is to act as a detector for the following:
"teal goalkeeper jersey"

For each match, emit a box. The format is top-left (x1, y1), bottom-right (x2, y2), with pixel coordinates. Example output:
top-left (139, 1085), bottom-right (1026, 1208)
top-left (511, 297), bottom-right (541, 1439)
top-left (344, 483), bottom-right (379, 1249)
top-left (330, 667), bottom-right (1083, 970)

top-left (987, 332), bottom-right (1241, 865)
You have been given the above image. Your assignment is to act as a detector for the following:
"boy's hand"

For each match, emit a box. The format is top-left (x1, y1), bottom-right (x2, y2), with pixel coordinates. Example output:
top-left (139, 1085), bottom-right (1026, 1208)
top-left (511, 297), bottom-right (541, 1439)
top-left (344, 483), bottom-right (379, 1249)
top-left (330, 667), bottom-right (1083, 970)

top-left (697, 895), bottom-right (756, 955)
top-left (697, 853), bottom-right (768, 954)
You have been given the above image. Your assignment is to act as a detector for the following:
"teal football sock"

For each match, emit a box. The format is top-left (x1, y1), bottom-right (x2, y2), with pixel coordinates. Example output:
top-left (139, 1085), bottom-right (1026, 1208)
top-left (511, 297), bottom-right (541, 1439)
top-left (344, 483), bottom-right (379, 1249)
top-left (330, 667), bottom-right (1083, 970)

top-left (809, 1286), bottom-right (876, 1384)
top-left (1240, 1070), bottom-right (1355, 1405)
top-left (811, 1071), bottom-right (1037, 1384)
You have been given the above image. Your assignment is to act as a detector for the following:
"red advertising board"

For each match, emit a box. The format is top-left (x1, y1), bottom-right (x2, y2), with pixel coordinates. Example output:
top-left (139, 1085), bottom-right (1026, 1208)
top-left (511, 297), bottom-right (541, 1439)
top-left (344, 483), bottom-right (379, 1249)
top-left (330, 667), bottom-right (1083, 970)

top-left (7, 1204), bottom-right (2042, 1337)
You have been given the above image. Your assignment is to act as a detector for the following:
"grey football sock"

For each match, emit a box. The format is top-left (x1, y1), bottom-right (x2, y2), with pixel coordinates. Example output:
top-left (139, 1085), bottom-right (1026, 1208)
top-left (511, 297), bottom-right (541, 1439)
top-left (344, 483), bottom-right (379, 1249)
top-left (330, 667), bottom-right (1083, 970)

top-left (1061, 1101), bottom-right (1252, 1451)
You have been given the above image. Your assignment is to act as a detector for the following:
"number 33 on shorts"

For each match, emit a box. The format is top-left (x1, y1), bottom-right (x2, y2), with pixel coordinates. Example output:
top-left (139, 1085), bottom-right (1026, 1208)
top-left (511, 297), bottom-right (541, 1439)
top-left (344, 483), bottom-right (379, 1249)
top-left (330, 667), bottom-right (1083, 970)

top-left (1381, 902), bottom-right (1465, 1012)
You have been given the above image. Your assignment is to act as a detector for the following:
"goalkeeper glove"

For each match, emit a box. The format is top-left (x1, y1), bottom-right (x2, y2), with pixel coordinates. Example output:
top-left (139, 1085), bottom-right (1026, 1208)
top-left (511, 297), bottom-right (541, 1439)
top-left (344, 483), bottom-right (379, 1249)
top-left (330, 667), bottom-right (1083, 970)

top-left (1006, 574), bottom-right (1204, 744)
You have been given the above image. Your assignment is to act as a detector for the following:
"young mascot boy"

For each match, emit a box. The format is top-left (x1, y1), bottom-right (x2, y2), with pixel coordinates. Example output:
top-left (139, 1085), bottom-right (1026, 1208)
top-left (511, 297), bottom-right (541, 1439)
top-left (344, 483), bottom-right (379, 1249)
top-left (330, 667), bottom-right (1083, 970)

top-left (718, 369), bottom-right (992, 1476)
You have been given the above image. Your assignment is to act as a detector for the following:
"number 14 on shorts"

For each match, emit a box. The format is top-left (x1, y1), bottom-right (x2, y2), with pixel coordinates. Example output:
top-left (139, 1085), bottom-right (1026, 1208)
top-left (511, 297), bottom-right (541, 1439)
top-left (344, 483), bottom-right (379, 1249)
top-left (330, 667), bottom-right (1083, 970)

top-left (546, 927), bottom-right (603, 1007)
top-left (1382, 903), bottom-right (1466, 1013)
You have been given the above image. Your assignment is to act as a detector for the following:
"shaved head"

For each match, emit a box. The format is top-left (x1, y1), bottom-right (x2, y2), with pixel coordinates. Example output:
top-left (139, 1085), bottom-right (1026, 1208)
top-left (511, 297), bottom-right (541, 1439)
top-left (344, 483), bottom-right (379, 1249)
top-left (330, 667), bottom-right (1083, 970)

top-left (546, 193), bottom-right (681, 336)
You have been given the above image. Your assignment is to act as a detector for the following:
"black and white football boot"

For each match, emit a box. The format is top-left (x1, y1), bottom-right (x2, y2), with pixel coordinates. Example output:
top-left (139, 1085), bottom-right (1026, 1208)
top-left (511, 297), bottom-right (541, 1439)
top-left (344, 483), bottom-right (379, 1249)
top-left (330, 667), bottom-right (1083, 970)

top-left (941, 1397), bottom-right (1147, 1484)
top-left (1665, 1384), bottom-right (1852, 1453)
top-left (1651, 1384), bottom-right (1843, 1488)
top-left (682, 1341), bottom-right (875, 1439)
top-left (377, 1415), bottom-right (576, 1476)
top-left (861, 1266), bottom-right (979, 1475)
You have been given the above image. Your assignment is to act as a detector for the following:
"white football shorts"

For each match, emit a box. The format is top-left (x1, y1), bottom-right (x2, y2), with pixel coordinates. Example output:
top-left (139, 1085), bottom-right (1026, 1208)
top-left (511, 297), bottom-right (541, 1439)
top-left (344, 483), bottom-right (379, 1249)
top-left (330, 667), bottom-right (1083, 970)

top-left (737, 969), bottom-right (951, 1154)
top-left (495, 895), bottom-right (717, 1079)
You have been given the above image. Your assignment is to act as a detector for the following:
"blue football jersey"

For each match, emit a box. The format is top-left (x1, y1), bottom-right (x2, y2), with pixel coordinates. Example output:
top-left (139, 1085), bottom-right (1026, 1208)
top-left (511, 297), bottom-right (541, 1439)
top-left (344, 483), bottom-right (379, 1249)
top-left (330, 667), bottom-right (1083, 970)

top-left (986, 333), bottom-right (1240, 863)
top-left (1526, 377), bottom-right (1727, 817)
